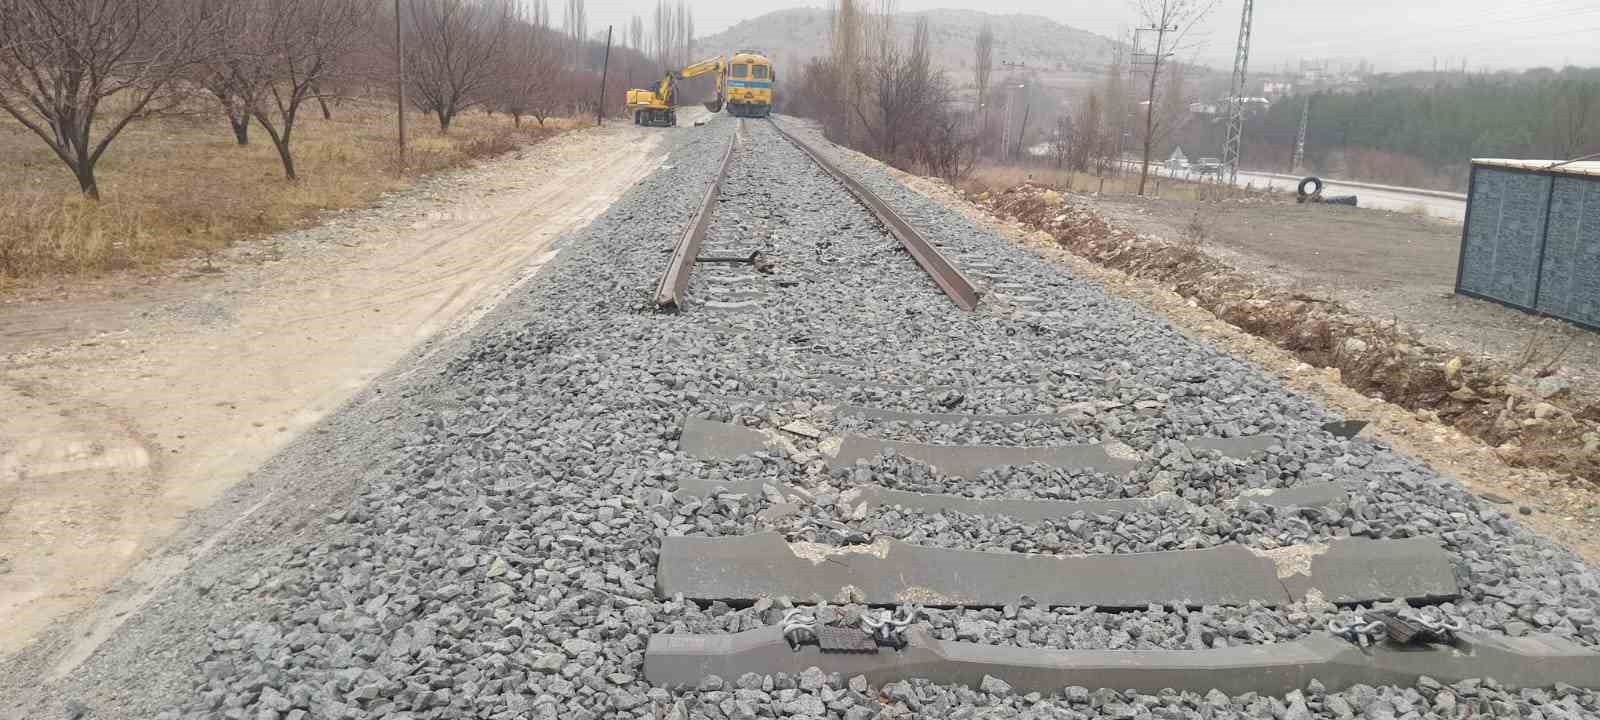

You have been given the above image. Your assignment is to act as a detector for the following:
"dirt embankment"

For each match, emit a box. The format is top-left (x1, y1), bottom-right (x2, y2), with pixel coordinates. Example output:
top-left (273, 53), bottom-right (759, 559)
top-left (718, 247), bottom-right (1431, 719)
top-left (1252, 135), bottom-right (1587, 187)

top-left (976, 184), bottom-right (1599, 487)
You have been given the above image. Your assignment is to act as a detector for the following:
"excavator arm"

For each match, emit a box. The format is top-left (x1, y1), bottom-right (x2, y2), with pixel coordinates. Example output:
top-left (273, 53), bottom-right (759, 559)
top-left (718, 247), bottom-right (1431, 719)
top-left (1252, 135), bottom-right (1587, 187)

top-left (668, 56), bottom-right (726, 113)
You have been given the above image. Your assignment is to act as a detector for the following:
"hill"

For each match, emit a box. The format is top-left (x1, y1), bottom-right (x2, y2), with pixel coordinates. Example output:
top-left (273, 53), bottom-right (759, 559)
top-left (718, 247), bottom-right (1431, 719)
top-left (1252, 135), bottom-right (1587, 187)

top-left (695, 7), bottom-right (1119, 94)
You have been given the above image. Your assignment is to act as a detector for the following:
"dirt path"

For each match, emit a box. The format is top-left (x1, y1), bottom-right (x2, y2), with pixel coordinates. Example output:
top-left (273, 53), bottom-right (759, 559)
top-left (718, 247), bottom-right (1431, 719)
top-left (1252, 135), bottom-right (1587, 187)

top-left (1092, 196), bottom-right (1600, 391)
top-left (0, 122), bottom-right (667, 658)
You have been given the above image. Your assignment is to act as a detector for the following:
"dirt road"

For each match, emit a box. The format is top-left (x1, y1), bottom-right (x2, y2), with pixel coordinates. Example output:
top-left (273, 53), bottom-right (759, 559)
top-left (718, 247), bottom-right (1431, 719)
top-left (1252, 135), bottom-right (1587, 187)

top-left (0, 121), bottom-right (669, 659)
top-left (1232, 170), bottom-right (1466, 222)
top-left (1093, 195), bottom-right (1600, 391)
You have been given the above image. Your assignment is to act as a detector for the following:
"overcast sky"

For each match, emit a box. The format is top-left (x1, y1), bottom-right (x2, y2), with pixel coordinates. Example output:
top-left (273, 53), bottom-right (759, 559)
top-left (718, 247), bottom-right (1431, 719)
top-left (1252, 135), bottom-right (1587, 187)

top-left (590, 0), bottom-right (1599, 73)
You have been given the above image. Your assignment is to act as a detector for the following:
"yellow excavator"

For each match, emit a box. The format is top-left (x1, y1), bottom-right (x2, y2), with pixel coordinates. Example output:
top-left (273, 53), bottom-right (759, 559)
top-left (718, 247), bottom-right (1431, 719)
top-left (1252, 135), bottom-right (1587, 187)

top-left (626, 55), bottom-right (726, 128)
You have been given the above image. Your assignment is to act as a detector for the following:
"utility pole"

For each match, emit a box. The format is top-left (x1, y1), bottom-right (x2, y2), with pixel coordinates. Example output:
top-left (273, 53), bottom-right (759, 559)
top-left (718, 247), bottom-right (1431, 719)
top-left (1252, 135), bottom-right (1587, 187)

top-left (1017, 101), bottom-right (1032, 162)
top-left (1221, 0), bottom-right (1253, 185)
top-left (1291, 93), bottom-right (1311, 174)
top-left (395, 0), bottom-right (406, 171)
top-left (1003, 91), bottom-right (1013, 161)
top-left (597, 26), bottom-right (613, 126)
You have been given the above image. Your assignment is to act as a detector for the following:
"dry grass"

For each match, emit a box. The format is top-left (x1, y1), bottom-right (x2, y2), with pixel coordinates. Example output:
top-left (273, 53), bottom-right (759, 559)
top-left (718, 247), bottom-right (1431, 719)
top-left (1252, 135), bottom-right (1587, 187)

top-left (0, 100), bottom-right (571, 285)
top-left (965, 163), bottom-right (1260, 203)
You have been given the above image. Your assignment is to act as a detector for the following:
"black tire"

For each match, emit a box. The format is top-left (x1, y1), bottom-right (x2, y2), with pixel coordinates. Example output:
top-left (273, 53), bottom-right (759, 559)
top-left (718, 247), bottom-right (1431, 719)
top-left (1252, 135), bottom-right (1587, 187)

top-left (1297, 176), bottom-right (1323, 197)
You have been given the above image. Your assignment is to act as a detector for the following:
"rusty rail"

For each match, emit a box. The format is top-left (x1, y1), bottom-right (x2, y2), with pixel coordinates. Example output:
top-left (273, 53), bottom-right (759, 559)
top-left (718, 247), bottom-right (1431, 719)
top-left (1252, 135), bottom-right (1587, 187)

top-left (654, 120), bottom-right (741, 310)
top-left (767, 119), bottom-right (981, 311)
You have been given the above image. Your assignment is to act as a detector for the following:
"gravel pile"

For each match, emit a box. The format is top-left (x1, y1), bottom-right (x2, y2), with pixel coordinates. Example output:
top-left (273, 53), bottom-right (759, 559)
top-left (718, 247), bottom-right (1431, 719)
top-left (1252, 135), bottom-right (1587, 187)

top-left (157, 117), bottom-right (1599, 720)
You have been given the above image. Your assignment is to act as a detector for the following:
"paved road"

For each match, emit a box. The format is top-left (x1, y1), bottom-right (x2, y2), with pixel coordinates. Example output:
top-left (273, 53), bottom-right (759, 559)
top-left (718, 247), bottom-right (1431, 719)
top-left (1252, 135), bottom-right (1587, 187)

top-left (1231, 170), bottom-right (1466, 223)
top-left (1124, 162), bottom-right (1468, 223)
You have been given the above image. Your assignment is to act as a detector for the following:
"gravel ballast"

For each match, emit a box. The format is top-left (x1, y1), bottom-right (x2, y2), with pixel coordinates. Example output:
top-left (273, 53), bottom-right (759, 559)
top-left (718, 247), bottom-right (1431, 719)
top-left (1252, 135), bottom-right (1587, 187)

top-left (11, 115), bottom-right (1598, 719)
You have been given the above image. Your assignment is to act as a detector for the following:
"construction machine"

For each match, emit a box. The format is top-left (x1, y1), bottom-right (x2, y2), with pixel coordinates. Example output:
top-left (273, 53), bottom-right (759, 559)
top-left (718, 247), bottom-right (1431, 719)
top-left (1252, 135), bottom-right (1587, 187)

top-left (626, 56), bottom-right (725, 128)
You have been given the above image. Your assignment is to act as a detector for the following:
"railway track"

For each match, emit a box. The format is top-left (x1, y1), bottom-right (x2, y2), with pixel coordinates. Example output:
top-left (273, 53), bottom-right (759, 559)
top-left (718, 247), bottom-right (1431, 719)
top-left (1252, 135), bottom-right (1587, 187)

top-left (657, 118), bottom-right (982, 312)
top-left (638, 117), bottom-right (1600, 702)
top-left (78, 114), bottom-right (1599, 719)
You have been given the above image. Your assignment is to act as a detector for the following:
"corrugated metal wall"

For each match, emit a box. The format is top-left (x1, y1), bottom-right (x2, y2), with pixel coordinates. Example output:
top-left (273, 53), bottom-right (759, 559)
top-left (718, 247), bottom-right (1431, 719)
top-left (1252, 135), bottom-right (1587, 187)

top-left (1456, 165), bottom-right (1600, 329)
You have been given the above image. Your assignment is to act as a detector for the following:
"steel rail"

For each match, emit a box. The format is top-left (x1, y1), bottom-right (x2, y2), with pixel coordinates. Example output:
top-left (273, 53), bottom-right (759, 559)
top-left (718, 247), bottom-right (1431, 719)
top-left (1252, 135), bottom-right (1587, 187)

top-left (767, 119), bottom-right (982, 311)
top-left (654, 120), bottom-right (741, 311)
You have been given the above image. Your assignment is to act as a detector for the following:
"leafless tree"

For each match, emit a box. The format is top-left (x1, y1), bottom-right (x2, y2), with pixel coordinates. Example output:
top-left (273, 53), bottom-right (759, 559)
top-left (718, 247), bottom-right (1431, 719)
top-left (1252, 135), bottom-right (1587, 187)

top-left (562, 0), bottom-right (585, 68)
top-left (628, 14), bottom-right (644, 52)
top-left (866, 0), bottom-right (897, 68)
top-left (1546, 78), bottom-right (1599, 160)
top-left (856, 16), bottom-right (940, 161)
top-left (0, 0), bottom-right (213, 199)
top-left (649, 0), bottom-right (692, 70)
top-left (682, 2), bottom-right (694, 65)
top-left (494, 12), bottom-right (559, 127)
top-left (829, 0), bottom-right (863, 143)
top-left (973, 22), bottom-right (993, 150)
top-left (1050, 115), bottom-right (1068, 169)
top-left (1069, 89), bottom-right (1101, 172)
top-left (916, 107), bottom-right (976, 181)
top-left (213, 0), bottom-right (371, 180)
top-left (1131, 0), bottom-right (1214, 195)
top-left (651, 1), bottom-right (666, 69)
top-left (198, 32), bottom-right (255, 143)
top-left (406, 0), bottom-right (511, 132)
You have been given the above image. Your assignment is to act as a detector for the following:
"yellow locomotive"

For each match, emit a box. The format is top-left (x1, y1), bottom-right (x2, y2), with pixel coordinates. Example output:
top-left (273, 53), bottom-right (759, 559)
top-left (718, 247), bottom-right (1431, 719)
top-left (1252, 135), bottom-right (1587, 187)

top-left (725, 51), bottom-right (775, 118)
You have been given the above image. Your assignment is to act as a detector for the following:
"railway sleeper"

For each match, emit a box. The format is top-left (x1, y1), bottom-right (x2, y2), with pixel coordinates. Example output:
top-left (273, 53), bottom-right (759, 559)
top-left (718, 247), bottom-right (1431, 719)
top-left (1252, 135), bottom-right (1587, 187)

top-left (642, 625), bottom-right (1599, 696)
top-left (673, 478), bottom-right (1359, 520)
top-left (681, 418), bottom-right (1324, 473)
top-left (654, 532), bottom-right (1462, 609)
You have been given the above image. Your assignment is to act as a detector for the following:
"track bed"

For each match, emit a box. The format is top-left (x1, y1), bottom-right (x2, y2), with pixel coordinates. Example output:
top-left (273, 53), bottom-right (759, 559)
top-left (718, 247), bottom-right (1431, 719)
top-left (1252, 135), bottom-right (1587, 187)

top-left (16, 115), bottom-right (1600, 720)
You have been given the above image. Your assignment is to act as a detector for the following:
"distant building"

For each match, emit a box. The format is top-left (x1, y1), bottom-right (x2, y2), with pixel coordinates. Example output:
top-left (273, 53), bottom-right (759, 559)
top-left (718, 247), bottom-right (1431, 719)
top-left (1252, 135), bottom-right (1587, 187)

top-left (1262, 80), bottom-right (1294, 96)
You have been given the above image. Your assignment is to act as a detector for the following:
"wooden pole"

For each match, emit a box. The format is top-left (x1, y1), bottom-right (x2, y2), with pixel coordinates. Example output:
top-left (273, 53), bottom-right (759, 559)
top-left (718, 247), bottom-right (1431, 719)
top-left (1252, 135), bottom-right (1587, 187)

top-left (396, 0), bottom-right (406, 171)
top-left (597, 26), bottom-right (613, 127)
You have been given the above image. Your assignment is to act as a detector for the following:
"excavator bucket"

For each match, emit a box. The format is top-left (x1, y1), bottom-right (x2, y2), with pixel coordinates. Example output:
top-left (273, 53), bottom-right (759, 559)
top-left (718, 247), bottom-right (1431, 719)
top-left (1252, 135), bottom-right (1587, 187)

top-left (703, 97), bottom-right (724, 113)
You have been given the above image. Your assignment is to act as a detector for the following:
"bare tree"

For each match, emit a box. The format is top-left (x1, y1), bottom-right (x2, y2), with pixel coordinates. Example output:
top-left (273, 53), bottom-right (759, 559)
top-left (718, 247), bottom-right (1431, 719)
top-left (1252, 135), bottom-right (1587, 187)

top-left (683, 2), bottom-right (693, 65)
top-left (494, 10), bottom-right (558, 127)
top-left (973, 22), bottom-right (993, 151)
top-left (407, 0), bottom-right (511, 132)
top-left (562, 0), bottom-right (585, 68)
top-left (1069, 90), bottom-right (1101, 172)
top-left (856, 16), bottom-right (938, 161)
top-left (215, 0), bottom-right (371, 180)
top-left (866, 0), bottom-right (897, 68)
top-left (0, 0), bottom-right (212, 199)
top-left (1131, 0), bottom-right (1214, 195)
top-left (198, 34), bottom-right (255, 143)
top-left (830, 0), bottom-right (863, 143)
top-left (1098, 33), bottom-right (1133, 174)
top-left (1053, 114), bottom-right (1071, 169)
top-left (1546, 76), bottom-right (1600, 160)
top-left (651, 0), bottom-right (668, 70)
